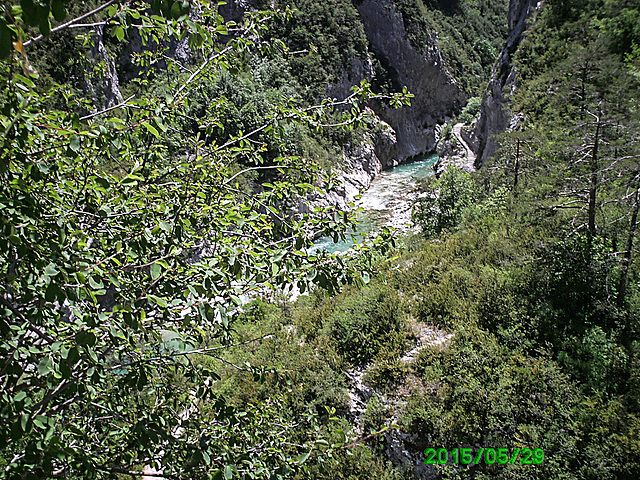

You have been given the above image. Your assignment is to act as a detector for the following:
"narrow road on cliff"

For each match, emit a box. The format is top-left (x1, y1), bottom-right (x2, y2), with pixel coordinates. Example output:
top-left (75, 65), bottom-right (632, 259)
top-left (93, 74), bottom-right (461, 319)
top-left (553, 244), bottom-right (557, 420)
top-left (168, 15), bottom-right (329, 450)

top-left (452, 122), bottom-right (476, 172)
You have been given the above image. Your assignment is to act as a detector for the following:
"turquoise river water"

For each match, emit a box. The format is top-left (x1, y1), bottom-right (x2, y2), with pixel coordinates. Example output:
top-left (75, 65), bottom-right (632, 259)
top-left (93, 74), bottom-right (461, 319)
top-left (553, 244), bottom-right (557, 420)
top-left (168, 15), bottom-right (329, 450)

top-left (312, 154), bottom-right (438, 253)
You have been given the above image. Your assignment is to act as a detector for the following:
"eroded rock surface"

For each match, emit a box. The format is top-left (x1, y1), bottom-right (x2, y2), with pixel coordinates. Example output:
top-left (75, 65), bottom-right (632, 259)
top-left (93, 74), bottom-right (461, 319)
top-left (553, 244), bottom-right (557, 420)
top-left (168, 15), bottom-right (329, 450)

top-left (356, 0), bottom-right (466, 164)
top-left (472, 0), bottom-right (539, 167)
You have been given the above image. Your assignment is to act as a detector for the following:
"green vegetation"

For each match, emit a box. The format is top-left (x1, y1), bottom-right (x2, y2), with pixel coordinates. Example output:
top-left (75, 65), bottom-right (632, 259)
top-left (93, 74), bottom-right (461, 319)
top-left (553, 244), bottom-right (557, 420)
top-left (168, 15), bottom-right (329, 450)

top-left (391, 0), bottom-right (508, 94)
top-left (413, 167), bottom-right (476, 238)
top-left (458, 95), bottom-right (481, 125)
top-left (2, 0), bottom-right (639, 479)
top-left (202, 2), bottom-right (640, 478)
top-left (268, 0), bottom-right (369, 101)
top-left (0, 1), bottom-right (411, 478)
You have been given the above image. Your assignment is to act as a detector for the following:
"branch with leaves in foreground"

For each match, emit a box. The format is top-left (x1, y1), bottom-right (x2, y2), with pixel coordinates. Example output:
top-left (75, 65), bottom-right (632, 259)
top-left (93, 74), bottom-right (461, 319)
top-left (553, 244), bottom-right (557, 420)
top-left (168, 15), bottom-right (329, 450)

top-left (0, 1), bottom-right (412, 478)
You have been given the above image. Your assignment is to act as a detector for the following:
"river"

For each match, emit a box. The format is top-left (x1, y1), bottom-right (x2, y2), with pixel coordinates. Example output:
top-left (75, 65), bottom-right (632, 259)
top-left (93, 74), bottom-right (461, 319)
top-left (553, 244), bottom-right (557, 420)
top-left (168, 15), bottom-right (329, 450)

top-left (312, 154), bottom-right (438, 253)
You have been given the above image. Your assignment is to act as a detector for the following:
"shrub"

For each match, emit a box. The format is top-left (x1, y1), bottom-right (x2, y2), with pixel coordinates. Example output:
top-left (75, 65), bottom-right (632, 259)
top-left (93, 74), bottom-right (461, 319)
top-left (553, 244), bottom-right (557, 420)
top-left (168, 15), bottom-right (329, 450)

top-left (329, 284), bottom-right (405, 365)
top-left (458, 95), bottom-right (482, 124)
top-left (413, 167), bottom-right (475, 238)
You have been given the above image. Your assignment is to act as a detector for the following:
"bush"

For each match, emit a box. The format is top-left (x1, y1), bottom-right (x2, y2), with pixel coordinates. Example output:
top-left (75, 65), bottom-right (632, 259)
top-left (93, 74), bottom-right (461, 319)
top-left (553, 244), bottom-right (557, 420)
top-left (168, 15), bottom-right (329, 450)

top-left (404, 329), bottom-right (585, 480)
top-left (413, 167), bottom-right (475, 238)
top-left (329, 284), bottom-right (405, 365)
top-left (458, 95), bottom-right (482, 124)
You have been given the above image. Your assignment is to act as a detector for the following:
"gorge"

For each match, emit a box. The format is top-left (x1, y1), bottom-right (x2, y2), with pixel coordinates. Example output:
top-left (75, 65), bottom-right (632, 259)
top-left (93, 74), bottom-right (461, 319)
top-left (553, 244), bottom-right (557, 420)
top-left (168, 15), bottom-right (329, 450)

top-left (2, 1), bottom-right (639, 479)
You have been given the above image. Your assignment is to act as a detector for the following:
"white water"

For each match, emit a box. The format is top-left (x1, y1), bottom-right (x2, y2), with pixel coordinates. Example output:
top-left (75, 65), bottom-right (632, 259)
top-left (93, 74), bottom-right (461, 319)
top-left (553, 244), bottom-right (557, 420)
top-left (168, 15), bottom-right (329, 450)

top-left (313, 154), bottom-right (438, 253)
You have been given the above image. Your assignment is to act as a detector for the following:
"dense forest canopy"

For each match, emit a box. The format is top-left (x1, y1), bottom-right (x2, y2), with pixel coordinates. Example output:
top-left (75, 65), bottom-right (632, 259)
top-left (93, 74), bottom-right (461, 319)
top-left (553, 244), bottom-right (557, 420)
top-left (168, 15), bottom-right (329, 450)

top-left (1, 0), bottom-right (639, 479)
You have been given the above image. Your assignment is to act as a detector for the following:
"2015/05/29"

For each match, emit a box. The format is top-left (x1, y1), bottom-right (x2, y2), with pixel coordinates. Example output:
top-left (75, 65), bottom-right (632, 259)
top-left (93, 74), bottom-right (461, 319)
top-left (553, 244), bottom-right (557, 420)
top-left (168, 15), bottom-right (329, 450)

top-left (424, 447), bottom-right (544, 465)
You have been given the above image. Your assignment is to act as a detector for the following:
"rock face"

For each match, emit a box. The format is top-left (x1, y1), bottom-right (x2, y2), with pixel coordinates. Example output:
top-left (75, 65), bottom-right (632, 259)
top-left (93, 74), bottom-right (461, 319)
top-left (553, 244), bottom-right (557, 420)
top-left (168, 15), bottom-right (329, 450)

top-left (84, 25), bottom-right (124, 109)
top-left (301, 112), bottom-right (396, 212)
top-left (472, 0), bottom-right (539, 167)
top-left (324, 132), bottom-right (384, 210)
top-left (356, 0), bottom-right (466, 164)
top-left (434, 122), bottom-right (476, 175)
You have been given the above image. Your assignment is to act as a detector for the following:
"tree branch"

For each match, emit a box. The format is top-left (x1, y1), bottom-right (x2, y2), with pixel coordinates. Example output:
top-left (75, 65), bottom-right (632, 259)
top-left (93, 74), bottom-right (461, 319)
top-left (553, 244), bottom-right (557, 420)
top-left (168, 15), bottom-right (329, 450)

top-left (24, 0), bottom-right (120, 47)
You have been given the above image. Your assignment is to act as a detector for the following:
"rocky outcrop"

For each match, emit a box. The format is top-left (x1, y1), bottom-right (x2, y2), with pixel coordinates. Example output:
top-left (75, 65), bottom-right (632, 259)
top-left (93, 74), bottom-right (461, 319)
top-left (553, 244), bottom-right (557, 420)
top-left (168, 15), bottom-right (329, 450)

top-left (326, 54), bottom-right (374, 106)
top-left (434, 122), bottom-right (476, 175)
top-left (356, 0), bottom-right (466, 165)
top-left (327, 133), bottom-right (384, 209)
top-left (344, 320), bottom-right (453, 480)
top-left (301, 113), bottom-right (396, 212)
top-left (84, 25), bottom-right (124, 109)
top-left (472, 0), bottom-right (539, 168)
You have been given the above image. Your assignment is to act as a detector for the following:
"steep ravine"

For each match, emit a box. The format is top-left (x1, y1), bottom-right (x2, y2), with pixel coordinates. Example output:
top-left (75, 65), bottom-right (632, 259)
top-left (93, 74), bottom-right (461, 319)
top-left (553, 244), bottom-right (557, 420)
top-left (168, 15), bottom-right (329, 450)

top-left (471, 0), bottom-right (539, 167)
top-left (94, 0), bottom-right (476, 211)
top-left (324, 0), bottom-right (475, 208)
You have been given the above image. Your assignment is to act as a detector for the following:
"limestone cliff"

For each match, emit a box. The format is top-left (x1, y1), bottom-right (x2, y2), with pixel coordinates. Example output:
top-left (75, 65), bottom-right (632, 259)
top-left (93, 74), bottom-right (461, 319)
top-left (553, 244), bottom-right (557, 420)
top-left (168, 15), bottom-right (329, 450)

top-left (300, 111), bottom-right (397, 212)
top-left (356, 0), bottom-right (466, 165)
top-left (471, 0), bottom-right (538, 167)
top-left (83, 25), bottom-right (124, 110)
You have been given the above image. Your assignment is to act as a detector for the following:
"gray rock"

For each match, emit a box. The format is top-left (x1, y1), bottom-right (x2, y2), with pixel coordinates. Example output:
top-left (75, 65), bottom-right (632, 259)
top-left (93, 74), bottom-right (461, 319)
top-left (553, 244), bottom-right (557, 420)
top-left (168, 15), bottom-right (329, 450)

top-left (472, 0), bottom-right (539, 168)
top-left (84, 25), bottom-right (124, 109)
top-left (356, 0), bottom-right (466, 164)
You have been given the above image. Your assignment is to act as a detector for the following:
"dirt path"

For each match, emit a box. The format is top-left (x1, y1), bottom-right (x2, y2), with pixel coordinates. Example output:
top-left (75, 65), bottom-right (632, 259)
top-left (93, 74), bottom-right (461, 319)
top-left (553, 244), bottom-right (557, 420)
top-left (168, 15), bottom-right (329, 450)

top-left (451, 122), bottom-right (476, 172)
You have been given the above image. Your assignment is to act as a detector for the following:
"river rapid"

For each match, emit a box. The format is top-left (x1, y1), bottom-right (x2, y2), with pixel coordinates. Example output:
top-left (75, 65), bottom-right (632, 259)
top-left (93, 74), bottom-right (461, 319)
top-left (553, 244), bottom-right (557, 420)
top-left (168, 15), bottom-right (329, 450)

top-left (312, 154), bottom-right (438, 252)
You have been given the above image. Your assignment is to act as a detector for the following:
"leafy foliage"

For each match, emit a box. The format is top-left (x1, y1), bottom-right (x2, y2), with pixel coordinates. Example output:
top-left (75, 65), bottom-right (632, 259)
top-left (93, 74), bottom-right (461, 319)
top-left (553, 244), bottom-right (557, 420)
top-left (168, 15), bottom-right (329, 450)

top-left (328, 284), bottom-right (405, 366)
top-left (0, 1), bottom-right (413, 478)
top-left (413, 166), bottom-right (475, 238)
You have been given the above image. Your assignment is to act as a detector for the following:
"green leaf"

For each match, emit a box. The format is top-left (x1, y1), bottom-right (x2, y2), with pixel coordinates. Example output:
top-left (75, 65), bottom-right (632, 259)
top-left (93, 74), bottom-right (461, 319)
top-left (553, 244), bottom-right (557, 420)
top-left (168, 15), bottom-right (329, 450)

top-left (20, 0), bottom-right (38, 27)
top-left (39, 17), bottom-right (51, 36)
top-left (170, 1), bottom-right (184, 19)
top-left (33, 415), bottom-right (48, 429)
top-left (94, 175), bottom-right (110, 189)
top-left (0, 21), bottom-right (12, 59)
top-left (20, 414), bottom-right (30, 432)
top-left (88, 276), bottom-right (104, 290)
top-left (14, 392), bottom-right (27, 402)
top-left (121, 174), bottom-right (143, 185)
top-left (45, 263), bottom-right (59, 277)
top-left (45, 282), bottom-right (61, 302)
top-left (69, 135), bottom-right (81, 152)
top-left (114, 26), bottom-right (125, 42)
top-left (76, 331), bottom-right (97, 347)
top-left (108, 273), bottom-right (121, 288)
top-left (147, 294), bottom-right (168, 308)
top-left (224, 465), bottom-right (233, 480)
top-left (296, 451), bottom-right (311, 464)
top-left (8, 234), bottom-right (21, 246)
top-left (143, 121), bottom-right (160, 138)
top-left (37, 356), bottom-right (52, 376)
top-left (150, 262), bottom-right (162, 280)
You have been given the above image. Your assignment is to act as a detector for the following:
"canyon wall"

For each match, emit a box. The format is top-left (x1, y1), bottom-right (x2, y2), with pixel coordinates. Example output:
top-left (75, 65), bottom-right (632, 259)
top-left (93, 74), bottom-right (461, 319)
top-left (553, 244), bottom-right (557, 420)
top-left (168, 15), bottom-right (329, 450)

top-left (471, 0), bottom-right (539, 167)
top-left (356, 0), bottom-right (466, 165)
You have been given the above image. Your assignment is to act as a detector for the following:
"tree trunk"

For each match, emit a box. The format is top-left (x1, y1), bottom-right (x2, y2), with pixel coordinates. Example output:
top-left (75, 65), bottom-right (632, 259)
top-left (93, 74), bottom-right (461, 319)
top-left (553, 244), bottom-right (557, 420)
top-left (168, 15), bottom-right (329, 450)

top-left (617, 187), bottom-right (640, 308)
top-left (587, 119), bottom-right (600, 241)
